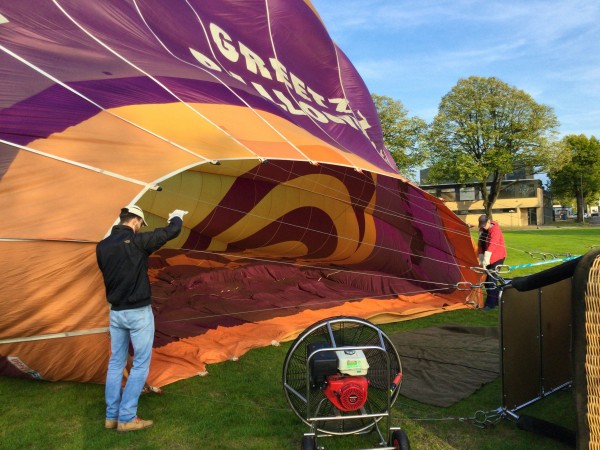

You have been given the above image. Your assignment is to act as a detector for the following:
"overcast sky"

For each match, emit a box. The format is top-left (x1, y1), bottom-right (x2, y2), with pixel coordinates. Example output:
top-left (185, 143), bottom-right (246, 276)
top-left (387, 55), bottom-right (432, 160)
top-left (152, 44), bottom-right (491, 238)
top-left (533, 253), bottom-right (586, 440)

top-left (311, 0), bottom-right (600, 139)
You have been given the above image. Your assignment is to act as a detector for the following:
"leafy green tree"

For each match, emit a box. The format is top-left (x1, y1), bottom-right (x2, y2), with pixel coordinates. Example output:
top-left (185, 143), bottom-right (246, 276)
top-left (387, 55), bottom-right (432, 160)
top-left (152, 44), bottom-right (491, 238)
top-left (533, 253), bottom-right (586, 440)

top-left (371, 94), bottom-right (428, 180)
top-left (548, 134), bottom-right (600, 222)
top-left (424, 76), bottom-right (559, 218)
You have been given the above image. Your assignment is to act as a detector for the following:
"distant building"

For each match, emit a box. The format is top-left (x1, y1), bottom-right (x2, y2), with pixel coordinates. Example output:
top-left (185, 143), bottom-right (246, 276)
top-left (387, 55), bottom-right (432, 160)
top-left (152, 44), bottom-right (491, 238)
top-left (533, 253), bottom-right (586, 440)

top-left (419, 169), bottom-right (553, 227)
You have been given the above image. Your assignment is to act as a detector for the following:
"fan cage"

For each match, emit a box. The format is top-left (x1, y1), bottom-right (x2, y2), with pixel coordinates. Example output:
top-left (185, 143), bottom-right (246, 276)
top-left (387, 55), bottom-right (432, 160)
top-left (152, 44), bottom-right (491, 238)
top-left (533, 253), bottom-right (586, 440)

top-left (282, 316), bottom-right (402, 435)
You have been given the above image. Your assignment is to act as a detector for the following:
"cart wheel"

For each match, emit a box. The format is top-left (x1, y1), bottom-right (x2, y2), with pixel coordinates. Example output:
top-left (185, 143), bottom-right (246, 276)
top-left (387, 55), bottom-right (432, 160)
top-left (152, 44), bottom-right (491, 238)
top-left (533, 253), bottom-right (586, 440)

top-left (301, 435), bottom-right (316, 450)
top-left (391, 429), bottom-right (410, 450)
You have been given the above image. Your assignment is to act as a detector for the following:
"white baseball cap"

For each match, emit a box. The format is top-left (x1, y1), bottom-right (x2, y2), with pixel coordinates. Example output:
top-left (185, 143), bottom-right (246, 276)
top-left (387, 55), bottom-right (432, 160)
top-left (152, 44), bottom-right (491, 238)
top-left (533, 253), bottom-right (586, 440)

top-left (125, 205), bottom-right (147, 226)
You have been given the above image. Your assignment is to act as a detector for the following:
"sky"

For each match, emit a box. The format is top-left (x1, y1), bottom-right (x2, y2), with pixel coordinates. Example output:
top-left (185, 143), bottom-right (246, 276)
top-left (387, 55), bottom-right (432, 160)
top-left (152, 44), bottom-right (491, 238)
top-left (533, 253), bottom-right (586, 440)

top-left (310, 0), bottom-right (600, 140)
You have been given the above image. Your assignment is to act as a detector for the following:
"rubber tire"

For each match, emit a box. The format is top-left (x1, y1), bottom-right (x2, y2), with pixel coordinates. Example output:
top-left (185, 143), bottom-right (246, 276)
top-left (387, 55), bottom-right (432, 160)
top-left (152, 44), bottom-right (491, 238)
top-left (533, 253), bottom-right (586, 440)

top-left (391, 429), bottom-right (410, 450)
top-left (301, 435), bottom-right (316, 450)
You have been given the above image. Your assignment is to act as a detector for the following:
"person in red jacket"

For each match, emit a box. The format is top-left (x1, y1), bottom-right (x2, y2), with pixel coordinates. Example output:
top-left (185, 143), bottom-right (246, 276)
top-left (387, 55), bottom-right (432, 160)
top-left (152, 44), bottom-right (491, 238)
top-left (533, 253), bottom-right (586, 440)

top-left (477, 214), bottom-right (507, 309)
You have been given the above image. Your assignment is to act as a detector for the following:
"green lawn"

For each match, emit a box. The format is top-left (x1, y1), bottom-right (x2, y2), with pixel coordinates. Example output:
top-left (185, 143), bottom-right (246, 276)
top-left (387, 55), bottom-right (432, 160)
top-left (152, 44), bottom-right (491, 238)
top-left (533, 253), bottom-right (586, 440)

top-left (1, 227), bottom-right (598, 449)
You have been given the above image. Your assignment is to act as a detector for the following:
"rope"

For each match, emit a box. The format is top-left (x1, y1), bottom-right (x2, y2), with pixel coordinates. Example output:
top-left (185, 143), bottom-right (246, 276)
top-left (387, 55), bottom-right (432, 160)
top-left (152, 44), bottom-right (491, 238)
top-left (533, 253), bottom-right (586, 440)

top-left (155, 287), bottom-right (457, 325)
top-left (162, 245), bottom-right (465, 287)
top-left (8, 5), bottom-right (590, 303)
top-left (132, 0), bottom-right (317, 164)
top-left (403, 406), bottom-right (505, 429)
top-left (498, 255), bottom-right (580, 272)
top-left (4, 2), bottom-right (591, 272)
top-left (10, 1), bottom-right (471, 239)
top-left (152, 181), bottom-right (474, 272)
top-left (4, 284), bottom-right (461, 341)
top-left (2, 4), bottom-right (473, 255)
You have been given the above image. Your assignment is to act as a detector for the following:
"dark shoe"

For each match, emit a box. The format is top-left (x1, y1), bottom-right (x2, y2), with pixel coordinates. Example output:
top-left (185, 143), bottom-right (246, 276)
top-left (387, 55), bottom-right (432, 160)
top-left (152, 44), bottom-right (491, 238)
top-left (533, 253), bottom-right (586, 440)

top-left (117, 417), bottom-right (153, 432)
top-left (482, 306), bottom-right (496, 311)
top-left (105, 419), bottom-right (118, 429)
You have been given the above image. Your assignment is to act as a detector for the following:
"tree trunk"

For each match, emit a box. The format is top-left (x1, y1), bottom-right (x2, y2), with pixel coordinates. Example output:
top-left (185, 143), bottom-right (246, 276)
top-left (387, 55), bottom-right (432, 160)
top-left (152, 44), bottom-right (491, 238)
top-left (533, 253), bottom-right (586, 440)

top-left (576, 184), bottom-right (585, 223)
top-left (481, 172), bottom-right (504, 220)
top-left (480, 182), bottom-right (492, 219)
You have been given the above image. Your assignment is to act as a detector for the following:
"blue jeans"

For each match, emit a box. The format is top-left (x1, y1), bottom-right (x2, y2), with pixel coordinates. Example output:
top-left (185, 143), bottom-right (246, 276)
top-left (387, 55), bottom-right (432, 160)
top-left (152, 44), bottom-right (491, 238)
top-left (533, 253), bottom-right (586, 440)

top-left (105, 305), bottom-right (154, 423)
top-left (484, 258), bottom-right (505, 308)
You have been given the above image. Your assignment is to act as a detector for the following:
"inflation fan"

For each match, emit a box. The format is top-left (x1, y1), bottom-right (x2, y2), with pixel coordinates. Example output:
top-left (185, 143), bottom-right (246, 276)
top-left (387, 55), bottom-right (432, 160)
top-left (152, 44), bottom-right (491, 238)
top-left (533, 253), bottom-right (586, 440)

top-left (282, 316), bottom-right (410, 449)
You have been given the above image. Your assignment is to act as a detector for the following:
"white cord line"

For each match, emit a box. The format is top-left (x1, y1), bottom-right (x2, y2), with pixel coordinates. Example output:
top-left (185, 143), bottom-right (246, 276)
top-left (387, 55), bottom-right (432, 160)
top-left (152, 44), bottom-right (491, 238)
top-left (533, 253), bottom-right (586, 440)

top-left (0, 232), bottom-right (471, 288)
top-left (134, 0), bottom-right (313, 165)
top-left (52, 0), bottom-right (260, 161)
top-left (1, 6), bottom-right (470, 268)
top-left (168, 242), bottom-right (467, 287)
top-left (263, 0), bottom-right (370, 171)
top-left (6, 3), bottom-right (462, 238)
top-left (155, 179), bottom-right (474, 270)
top-left (262, 156), bottom-right (469, 236)
top-left (331, 45), bottom-right (398, 174)
top-left (144, 0), bottom-right (387, 172)
top-left (0, 237), bottom-right (96, 243)
top-left (0, 163), bottom-right (471, 274)
top-left (157, 287), bottom-right (459, 325)
top-left (5, 6), bottom-right (468, 260)
top-left (0, 228), bottom-right (471, 290)
top-left (250, 153), bottom-right (468, 235)
top-left (0, 149), bottom-right (472, 267)
top-left (1, 285), bottom-right (458, 343)
top-left (0, 229), bottom-right (471, 286)
top-left (0, 43), bottom-right (209, 164)
top-left (7, 0), bottom-right (468, 244)
top-left (307, 167), bottom-right (470, 239)
top-left (0, 328), bottom-right (108, 345)
top-left (262, 0), bottom-right (458, 220)
top-left (0, 138), bottom-right (157, 189)
top-left (185, 156), bottom-right (472, 243)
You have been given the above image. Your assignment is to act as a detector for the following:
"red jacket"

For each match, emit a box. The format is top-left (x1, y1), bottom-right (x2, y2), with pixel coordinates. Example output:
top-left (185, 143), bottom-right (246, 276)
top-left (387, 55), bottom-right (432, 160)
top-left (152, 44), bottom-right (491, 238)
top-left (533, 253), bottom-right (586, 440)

top-left (477, 221), bottom-right (507, 264)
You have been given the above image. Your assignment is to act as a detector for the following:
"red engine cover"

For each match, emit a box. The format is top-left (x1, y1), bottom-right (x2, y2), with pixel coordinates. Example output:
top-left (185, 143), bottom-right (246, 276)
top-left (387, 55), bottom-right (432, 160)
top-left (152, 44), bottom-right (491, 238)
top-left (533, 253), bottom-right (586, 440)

top-left (323, 375), bottom-right (369, 412)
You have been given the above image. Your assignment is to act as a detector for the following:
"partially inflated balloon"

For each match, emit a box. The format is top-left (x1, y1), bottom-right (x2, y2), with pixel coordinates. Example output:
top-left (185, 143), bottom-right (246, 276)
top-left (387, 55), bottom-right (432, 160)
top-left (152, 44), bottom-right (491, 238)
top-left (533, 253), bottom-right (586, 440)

top-left (0, 0), bottom-right (479, 385)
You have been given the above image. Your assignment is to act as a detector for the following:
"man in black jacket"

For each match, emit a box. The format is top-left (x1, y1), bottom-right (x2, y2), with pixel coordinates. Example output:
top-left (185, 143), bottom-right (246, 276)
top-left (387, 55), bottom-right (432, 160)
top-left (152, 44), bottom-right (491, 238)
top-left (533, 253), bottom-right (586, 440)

top-left (96, 205), bottom-right (186, 432)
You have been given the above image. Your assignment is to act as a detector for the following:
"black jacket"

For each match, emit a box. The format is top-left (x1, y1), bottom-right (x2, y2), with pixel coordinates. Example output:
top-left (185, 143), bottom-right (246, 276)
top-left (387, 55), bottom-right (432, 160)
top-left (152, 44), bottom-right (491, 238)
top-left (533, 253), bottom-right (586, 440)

top-left (96, 217), bottom-right (182, 310)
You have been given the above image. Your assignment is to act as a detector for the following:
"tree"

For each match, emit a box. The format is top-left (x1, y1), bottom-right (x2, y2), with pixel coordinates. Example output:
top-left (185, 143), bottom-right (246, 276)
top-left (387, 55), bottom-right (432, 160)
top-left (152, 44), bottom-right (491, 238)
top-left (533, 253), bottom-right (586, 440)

top-left (548, 134), bottom-right (600, 222)
top-left (424, 76), bottom-right (559, 218)
top-left (371, 94), bottom-right (428, 180)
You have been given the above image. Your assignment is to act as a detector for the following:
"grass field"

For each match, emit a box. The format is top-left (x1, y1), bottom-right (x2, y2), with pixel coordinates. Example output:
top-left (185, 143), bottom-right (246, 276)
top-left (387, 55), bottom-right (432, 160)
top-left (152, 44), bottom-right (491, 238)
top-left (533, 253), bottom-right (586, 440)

top-left (1, 227), bottom-right (598, 449)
